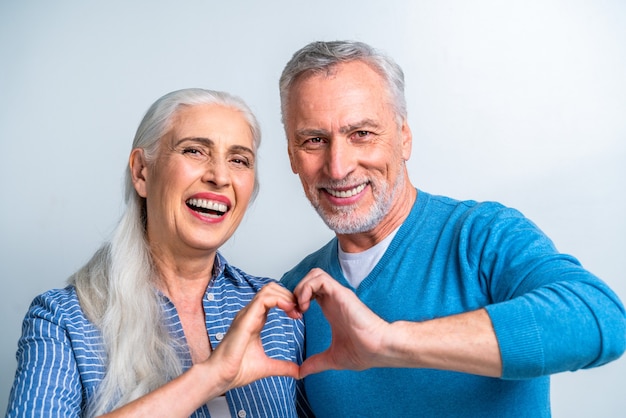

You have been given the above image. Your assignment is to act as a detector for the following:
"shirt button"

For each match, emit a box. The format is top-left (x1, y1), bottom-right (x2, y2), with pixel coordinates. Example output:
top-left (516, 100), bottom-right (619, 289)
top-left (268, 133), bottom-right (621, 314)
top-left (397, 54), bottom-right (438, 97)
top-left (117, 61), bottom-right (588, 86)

top-left (207, 293), bottom-right (215, 301)
top-left (216, 332), bottom-right (224, 341)
top-left (237, 410), bottom-right (247, 418)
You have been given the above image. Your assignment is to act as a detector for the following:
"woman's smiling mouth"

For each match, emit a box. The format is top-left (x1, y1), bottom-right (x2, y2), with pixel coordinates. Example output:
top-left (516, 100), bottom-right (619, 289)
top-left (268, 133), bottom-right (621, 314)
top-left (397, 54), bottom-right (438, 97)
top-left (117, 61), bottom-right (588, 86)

top-left (186, 198), bottom-right (229, 218)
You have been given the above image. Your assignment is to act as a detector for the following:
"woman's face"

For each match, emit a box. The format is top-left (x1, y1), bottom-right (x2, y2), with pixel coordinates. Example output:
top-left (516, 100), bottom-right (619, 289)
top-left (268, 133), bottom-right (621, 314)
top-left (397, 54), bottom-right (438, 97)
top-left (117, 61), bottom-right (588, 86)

top-left (132, 104), bottom-right (256, 260)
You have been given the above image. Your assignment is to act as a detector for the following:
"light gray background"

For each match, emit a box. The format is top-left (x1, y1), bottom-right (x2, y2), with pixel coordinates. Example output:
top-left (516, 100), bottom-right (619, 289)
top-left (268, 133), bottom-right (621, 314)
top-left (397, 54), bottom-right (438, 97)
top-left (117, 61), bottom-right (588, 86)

top-left (1, 1), bottom-right (624, 416)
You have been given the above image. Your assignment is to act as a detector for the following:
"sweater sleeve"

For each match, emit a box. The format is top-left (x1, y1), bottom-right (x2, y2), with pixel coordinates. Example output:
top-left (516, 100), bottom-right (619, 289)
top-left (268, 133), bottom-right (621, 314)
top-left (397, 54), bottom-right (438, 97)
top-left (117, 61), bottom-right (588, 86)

top-left (469, 205), bottom-right (626, 380)
top-left (6, 291), bottom-right (84, 417)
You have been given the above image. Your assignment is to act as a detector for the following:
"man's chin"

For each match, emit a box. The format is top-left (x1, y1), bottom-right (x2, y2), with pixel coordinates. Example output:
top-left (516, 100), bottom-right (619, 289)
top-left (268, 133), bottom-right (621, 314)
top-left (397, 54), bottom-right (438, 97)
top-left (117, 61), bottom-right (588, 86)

top-left (318, 212), bottom-right (378, 235)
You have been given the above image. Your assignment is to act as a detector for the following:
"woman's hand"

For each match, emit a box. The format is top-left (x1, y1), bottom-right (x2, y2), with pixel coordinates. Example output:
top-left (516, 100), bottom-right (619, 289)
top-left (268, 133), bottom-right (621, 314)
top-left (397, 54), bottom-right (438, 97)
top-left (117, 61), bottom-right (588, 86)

top-left (208, 282), bottom-right (302, 390)
top-left (99, 282), bottom-right (302, 417)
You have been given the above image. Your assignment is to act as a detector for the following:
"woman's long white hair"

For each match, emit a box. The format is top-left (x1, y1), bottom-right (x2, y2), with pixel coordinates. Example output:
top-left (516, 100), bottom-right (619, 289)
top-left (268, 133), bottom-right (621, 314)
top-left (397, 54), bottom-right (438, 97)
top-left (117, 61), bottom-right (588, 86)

top-left (69, 88), bottom-right (261, 416)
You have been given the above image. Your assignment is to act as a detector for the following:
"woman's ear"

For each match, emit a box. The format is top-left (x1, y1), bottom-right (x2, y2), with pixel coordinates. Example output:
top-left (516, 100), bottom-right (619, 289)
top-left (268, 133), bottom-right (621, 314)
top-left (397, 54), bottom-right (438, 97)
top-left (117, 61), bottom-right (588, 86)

top-left (129, 148), bottom-right (148, 198)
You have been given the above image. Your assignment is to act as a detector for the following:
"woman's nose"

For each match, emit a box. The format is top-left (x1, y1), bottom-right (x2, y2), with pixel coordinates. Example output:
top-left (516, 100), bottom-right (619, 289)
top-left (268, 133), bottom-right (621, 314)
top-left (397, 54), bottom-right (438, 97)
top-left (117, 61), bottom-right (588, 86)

top-left (202, 159), bottom-right (230, 187)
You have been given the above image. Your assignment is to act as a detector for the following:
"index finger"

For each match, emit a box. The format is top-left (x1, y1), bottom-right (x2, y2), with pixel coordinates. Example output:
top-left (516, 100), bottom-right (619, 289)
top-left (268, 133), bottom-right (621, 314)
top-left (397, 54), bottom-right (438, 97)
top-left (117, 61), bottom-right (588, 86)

top-left (293, 268), bottom-right (340, 312)
top-left (256, 282), bottom-right (303, 319)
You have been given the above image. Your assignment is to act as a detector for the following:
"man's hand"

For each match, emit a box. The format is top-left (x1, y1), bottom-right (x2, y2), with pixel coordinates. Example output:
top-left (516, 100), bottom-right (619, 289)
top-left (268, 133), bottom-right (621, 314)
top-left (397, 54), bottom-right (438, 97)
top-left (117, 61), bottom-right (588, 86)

top-left (293, 268), bottom-right (393, 378)
top-left (293, 268), bottom-right (503, 379)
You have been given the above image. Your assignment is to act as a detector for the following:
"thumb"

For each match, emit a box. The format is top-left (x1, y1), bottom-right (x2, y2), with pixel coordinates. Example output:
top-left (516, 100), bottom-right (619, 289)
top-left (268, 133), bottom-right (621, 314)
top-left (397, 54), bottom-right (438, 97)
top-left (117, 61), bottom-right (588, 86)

top-left (265, 358), bottom-right (300, 380)
top-left (299, 351), bottom-right (333, 379)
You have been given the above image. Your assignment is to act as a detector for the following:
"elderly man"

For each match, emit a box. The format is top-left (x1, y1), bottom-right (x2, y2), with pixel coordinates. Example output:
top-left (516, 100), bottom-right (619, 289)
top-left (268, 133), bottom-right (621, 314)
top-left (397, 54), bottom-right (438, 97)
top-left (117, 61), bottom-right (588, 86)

top-left (279, 40), bottom-right (625, 417)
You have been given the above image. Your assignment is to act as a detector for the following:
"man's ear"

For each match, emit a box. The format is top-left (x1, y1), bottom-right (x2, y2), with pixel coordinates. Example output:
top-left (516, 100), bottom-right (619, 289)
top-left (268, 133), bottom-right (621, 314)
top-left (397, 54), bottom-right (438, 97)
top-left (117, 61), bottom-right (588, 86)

top-left (129, 148), bottom-right (148, 198)
top-left (287, 141), bottom-right (298, 174)
top-left (400, 120), bottom-right (413, 161)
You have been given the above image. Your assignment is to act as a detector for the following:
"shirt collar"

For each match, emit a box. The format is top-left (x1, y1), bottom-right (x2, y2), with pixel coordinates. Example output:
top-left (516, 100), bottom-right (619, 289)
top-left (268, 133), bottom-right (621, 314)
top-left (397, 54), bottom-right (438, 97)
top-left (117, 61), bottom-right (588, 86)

top-left (214, 251), bottom-right (248, 286)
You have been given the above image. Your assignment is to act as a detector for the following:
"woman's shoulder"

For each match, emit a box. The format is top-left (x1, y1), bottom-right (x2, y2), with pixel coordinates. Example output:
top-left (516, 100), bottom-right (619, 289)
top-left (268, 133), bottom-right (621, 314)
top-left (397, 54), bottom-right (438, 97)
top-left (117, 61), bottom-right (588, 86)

top-left (26, 285), bottom-right (90, 326)
top-left (30, 285), bottom-right (78, 308)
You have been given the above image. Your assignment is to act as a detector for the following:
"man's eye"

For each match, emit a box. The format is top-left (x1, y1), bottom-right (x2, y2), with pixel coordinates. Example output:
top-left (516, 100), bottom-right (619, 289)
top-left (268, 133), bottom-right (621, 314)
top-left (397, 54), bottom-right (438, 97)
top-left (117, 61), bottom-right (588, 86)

top-left (303, 137), bottom-right (327, 146)
top-left (355, 131), bottom-right (370, 138)
top-left (299, 137), bottom-right (328, 150)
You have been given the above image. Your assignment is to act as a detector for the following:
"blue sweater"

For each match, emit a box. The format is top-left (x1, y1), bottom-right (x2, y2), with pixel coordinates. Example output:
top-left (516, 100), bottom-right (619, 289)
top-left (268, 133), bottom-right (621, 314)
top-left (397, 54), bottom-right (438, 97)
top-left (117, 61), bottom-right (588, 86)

top-left (281, 190), bottom-right (625, 417)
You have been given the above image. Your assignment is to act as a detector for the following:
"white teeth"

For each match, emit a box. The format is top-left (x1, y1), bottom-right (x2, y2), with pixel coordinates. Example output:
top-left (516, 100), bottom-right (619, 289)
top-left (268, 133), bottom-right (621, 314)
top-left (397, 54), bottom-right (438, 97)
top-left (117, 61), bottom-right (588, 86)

top-left (187, 198), bottom-right (228, 213)
top-left (326, 183), bottom-right (366, 198)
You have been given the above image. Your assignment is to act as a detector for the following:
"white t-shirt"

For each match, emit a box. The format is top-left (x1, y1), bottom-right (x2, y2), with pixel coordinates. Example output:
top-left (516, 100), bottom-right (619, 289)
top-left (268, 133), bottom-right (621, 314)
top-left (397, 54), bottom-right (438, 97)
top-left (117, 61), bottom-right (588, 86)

top-left (338, 227), bottom-right (399, 289)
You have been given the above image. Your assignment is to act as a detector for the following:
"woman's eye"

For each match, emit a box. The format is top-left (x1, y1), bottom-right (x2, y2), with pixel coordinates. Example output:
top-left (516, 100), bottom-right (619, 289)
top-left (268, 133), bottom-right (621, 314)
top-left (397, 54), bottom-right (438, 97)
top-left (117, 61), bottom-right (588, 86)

top-left (182, 147), bottom-right (205, 157)
top-left (230, 156), bottom-right (251, 167)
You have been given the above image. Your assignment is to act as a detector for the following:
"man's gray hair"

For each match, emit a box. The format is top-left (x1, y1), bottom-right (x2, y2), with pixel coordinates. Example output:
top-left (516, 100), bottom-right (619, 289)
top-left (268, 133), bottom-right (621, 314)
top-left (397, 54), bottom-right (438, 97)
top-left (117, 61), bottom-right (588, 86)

top-left (279, 40), bottom-right (407, 125)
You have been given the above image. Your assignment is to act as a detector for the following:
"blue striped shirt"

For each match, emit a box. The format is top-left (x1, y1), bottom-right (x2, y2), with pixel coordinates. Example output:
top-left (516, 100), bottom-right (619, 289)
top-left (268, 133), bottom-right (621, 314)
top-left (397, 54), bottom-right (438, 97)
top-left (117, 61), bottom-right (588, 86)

top-left (6, 253), bottom-right (312, 417)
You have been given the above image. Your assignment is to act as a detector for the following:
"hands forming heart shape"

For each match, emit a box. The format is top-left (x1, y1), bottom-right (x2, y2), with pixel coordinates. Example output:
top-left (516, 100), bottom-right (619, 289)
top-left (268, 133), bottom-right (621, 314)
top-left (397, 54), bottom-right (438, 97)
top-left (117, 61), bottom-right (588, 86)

top-left (215, 265), bottom-right (503, 395)
top-left (213, 268), bottom-right (392, 392)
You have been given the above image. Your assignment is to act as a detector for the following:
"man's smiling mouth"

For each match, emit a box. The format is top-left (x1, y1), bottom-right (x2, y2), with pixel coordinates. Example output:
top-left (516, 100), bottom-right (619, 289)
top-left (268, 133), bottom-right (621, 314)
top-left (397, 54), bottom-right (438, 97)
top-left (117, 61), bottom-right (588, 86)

top-left (324, 183), bottom-right (367, 198)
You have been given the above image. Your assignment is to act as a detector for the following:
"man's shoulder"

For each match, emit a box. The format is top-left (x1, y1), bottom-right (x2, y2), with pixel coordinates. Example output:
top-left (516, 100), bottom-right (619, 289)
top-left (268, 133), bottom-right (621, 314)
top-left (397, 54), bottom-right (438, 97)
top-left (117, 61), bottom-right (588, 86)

top-left (280, 239), bottom-right (338, 291)
top-left (419, 190), bottom-right (518, 223)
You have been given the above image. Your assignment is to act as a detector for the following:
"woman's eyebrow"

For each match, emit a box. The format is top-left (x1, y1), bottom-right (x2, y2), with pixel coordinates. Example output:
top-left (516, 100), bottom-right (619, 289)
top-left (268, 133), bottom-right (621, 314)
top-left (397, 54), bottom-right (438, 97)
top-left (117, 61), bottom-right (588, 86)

top-left (175, 137), bottom-right (254, 156)
top-left (229, 144), bottom-right (255, 156)
top-left (175, 137), bottom-right (214, 147)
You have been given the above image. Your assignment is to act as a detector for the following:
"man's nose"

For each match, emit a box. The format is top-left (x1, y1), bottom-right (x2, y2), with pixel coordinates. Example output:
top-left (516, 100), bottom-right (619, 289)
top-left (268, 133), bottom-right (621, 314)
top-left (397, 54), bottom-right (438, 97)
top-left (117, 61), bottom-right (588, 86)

top-left (325, 139), bottom-right (356, 180)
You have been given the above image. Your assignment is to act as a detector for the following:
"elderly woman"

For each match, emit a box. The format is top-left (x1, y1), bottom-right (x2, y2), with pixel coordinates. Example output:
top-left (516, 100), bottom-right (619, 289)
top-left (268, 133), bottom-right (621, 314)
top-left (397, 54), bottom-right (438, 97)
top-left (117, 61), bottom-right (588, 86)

top-left (6, 89), bottom-right (312, 417)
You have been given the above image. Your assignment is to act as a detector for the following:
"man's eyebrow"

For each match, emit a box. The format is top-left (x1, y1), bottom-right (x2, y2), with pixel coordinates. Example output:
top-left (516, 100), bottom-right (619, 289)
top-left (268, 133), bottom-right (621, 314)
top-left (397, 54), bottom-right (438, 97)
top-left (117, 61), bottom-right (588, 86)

top-left (295, 128), bottom-right (330, 138)
top-left (294, 119), bottom-right (381, 138)
top-left (339, 119), bottom-right (380, 134)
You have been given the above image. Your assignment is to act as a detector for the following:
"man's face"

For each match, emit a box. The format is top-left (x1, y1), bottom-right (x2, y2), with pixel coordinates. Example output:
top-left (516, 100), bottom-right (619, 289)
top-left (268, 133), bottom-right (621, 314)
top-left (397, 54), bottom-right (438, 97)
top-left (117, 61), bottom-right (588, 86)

top-left (285, 60), bottom-right (412, 235)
